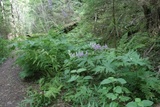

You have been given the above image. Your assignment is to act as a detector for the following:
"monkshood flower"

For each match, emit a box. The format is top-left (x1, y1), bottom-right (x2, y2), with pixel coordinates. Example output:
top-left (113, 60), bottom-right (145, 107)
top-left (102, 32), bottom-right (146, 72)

top-left (90, 42), bottom-right (108, 50)
top-left (68, 50), bottom-right (88, 58)
top-left (76, 51), bottom-right (84, 57)
top-left (93, 44), bottom-right (102, 50)
top-left (76, 51), bottom-right (88, 58)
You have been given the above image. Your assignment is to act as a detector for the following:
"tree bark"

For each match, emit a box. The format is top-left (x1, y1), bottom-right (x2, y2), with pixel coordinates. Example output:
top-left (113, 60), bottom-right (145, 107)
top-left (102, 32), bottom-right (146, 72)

top-left (142, 0), bottom-right (160, 34)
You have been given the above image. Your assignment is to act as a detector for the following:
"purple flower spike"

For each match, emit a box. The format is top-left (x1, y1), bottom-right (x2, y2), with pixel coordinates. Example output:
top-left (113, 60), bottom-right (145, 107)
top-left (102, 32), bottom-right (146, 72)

top-left (90, 43), bottom-right (102, 50)
top-left (95, 44), bottom-right (102, 50)
top-left (90, 42), bottom-right (109, 50)
top-left (76, 51), bottom-right (84, 57)
top-left (69, 50), bottom-right (88, 58)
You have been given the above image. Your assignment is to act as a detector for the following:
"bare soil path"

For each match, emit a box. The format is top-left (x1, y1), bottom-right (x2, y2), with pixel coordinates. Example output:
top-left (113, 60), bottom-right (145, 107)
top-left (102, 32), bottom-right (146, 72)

top-left (0, 58), bottom-right (30, 107)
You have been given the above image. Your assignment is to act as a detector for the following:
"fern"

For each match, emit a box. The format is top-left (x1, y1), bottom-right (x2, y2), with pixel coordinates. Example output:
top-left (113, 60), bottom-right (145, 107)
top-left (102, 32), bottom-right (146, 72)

top-left (118, 33), bottom-right (150, 51)
top-left (15, 33), bottom-right (70, 78)
top-left (44, 85), bottom-right (62, 98)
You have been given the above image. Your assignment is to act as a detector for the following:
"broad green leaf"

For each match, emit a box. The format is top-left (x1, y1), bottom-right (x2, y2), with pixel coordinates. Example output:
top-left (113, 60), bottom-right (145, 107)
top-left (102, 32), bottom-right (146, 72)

top-left (119, 96), bottom-right (130, 102)
top-left (142, 100), bottom-right (153, 106)
top-left (100, 77), bottom-right (116, 85)
top-left (106, 93), bottom-right (117, 100)
top-left (109, 102), bottom-right (118, 107)
top-left (77, 68), bottom-right (87, 73)
top-left (113, 86), bottom-right (123, 94)
top-left (101, 79), bottom-right (112, 85)
top-left (122, 87), bottom-right (131, 94)
top-left (83, 76), bottom-right (93, 80)
top-left (135, 98), bottom-right (141, 102)
top-left (98, 87), bottom-right (112, 94)
top-left (117, 78), bottom-right (127, 84)
top-left (137, 102), bottom-right (143, 107)
top-left (64, 69), bottom-right (70, 75)
top-left (70, 70), bottom-right (77, 73)
top-left (67, 75), bottom-right (79, 82)
top-left (126, 102), bottom-right (137, 107)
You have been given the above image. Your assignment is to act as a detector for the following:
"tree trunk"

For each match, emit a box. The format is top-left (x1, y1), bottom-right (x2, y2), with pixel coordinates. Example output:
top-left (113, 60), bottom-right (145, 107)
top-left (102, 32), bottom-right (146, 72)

top-left (0, 0), bottom-right (5, 20)
top-left (142, 0), bottom-right (160, 34)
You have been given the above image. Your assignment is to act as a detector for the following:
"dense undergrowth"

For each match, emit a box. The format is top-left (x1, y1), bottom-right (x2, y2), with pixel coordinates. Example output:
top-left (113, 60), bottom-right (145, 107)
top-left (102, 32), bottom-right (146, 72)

top-left (1, 0), bottom-right (159, 106)
top-left (12, 30), bottom-right (160, 107)
top-left (0, 37), bottom-right (10, 64)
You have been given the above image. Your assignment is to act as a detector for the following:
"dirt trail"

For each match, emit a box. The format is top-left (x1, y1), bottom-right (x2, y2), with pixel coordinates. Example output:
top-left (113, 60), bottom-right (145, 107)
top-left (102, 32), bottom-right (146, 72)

top-left (0, 58), bottom-right (29, 107)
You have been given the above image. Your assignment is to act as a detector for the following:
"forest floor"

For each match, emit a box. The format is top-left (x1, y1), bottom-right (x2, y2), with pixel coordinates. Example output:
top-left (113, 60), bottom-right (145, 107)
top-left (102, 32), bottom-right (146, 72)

top-left (0, 57), bottom-right (35, 107)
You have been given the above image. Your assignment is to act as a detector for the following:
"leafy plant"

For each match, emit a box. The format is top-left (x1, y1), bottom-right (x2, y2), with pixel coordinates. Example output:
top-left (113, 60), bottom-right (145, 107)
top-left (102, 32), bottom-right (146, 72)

top-left (15, 33), bottom-right (69, 79)
top-left (19, 88), bottom-right (51, 107)
top-left (63, 42), bottom-right (160, 106)
top-left (15, 31), bottom-right (160, 106)
top-left (118, 32), bottom-right (149, 52)
top-left (39, 77), bottom-right (63, 98)
top-left (126, 98), bottom-right (153, 107)
top-left (19, 77), bottom-right (63, 107)
top-left (0, 37), bottom-right (10, 64)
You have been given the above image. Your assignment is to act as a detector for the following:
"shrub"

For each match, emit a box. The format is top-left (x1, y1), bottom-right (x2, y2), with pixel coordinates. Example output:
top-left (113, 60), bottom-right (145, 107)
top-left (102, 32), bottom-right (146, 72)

top-left (0, 37), bottom-right (10, 64)
top-left (19, 88), bottom-right (51, 107)
top-left (63, 42), bottom-right (160, 106)
top-left (15, 32), bottom-right (70, 79)
top-left (19, 77), bottom-right (63, 107)
top-left (15, 32), bottom-right (160, 106)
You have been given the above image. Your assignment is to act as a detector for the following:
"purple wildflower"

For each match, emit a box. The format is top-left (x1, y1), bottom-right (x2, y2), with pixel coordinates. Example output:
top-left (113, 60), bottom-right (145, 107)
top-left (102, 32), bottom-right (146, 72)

top-left (76, 51), bottom-right (88, 57)
top-left (90, 42), bottom-right (109, 50)
top-left (68, 51), bottom-right (88, 58)
top-left (94, 44), bottom-right (102, 50)
top-left (76, 51), bottom-right (84, 57)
